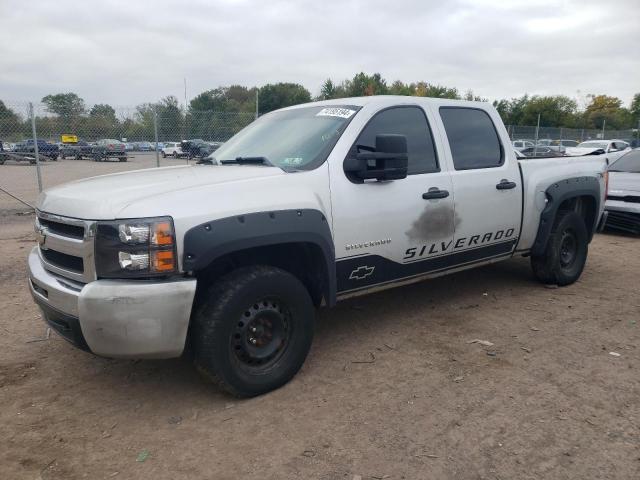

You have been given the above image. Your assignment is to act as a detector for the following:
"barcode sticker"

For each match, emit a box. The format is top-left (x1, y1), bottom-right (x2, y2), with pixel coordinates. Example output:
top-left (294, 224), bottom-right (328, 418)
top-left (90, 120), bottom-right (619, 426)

top-left (316, 108), bottom-right (356, 119)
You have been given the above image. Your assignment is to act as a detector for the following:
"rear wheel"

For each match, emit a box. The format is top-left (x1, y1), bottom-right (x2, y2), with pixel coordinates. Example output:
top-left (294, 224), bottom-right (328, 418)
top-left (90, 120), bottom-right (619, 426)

top-left (531, 211), bottom-right (588, 286)
top-left (173, 151), bottom-right (178, 159)
top-left (192, 266), bottom-right (315, 397)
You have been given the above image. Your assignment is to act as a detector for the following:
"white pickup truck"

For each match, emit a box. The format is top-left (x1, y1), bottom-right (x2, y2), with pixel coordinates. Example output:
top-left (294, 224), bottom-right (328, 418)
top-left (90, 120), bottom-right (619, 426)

top-left (28, 96), bottom-right (608, 397)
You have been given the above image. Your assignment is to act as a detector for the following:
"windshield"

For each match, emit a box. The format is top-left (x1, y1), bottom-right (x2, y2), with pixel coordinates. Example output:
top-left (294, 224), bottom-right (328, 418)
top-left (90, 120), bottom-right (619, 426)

top-left (577, 141), bottom-right (607, 149)
top-left (609, 150), bottom-right (640, 173)
top-left (209, 105), bottom-right (360, 171)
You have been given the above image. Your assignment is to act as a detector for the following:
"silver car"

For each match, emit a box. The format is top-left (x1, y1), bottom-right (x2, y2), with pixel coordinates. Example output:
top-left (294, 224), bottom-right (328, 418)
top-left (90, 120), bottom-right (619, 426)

top-left (605, 149), bottom-right (640, 234)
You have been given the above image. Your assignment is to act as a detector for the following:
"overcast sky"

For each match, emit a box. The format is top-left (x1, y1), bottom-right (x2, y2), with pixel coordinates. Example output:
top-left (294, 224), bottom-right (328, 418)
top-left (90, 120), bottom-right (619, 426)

top-left (1, 0), bottom-right (639, 109)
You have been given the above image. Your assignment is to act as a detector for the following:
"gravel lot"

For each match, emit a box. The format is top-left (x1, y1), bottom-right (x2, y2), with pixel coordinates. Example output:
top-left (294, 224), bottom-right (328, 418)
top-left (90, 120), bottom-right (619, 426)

top-left (1, 157), bottom-right (639, 479)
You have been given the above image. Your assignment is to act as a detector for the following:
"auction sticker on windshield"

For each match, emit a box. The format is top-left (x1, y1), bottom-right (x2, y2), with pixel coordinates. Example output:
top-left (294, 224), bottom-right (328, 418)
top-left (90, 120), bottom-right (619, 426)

top-left (316, 108), bottom-right (356, 119)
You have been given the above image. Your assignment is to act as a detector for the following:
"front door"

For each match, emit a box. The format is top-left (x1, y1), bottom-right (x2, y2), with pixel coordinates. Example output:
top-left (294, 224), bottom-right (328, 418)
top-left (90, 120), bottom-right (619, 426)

top-left (329, 105), bottom-right (455, 295)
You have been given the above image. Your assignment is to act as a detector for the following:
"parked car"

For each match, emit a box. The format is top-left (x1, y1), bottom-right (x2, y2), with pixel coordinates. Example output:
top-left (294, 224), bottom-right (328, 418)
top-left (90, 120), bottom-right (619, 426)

top-left (28, 96), bottom-right (608, 397)
top-left (124, 143), bottom-right (135, 152)
top-left (512, 140), bottom-right (535, 151)
top-left (519, 146), bottom-right (565, 157)
top-left (551, 139), bottom-right (580, 148)
top-left (161, 142), bottom-right (185, 158)
top-left (91, 139), bottom-right (127, 162)
top-left (14, 139), bottom-right (59, 160)
top-left (137, 141), bottom-right (154, 151)
top-left (180, 139), bottom-right (219, 159)
top-left (60, 141), bottom-right (93, 160)
top-left (565, 140), bottom-right (631, 163)
top-left (604, 149), bottom-right (640, 234)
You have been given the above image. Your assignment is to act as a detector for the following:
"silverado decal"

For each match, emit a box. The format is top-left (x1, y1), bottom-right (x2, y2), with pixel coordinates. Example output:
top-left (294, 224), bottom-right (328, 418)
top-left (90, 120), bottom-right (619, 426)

top-left (404, 228), bottom-right (516, 260)
top-left (345, 238), bottom-right (391, 251)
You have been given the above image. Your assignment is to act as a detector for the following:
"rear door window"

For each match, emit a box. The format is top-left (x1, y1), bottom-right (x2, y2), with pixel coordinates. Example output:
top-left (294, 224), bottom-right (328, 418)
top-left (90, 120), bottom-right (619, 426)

top-left (439, 107), bottom-right (504, 170)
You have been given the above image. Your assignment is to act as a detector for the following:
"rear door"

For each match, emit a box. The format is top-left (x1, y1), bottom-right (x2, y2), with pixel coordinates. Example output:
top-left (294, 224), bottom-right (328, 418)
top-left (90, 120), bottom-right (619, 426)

top-left (434, 106), bottom-right (522, 260)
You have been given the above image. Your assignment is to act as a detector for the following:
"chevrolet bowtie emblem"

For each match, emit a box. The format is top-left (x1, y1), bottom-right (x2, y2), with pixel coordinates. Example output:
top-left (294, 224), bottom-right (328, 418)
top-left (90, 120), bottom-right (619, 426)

top-left (35, 225), bottom-right (48, 249)
top-left (349, 265), bottom-right (375, 280)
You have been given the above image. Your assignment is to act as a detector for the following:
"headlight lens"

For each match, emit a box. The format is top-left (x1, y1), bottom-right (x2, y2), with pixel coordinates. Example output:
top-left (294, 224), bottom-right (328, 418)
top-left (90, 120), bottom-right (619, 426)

top-left (96, 217), bottom-right (177, 278)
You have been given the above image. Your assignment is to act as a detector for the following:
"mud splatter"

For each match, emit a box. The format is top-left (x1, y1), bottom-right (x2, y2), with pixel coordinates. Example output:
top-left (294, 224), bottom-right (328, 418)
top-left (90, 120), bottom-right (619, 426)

top-left (405, 203), bottom-right (460, 241)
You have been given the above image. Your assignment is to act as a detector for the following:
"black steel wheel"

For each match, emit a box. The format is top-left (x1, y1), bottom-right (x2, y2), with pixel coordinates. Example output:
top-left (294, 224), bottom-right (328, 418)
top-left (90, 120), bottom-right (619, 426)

top-left (192, 266), bottom-right (315, 397)
top-left (531, 211), bottom-right (588, 286)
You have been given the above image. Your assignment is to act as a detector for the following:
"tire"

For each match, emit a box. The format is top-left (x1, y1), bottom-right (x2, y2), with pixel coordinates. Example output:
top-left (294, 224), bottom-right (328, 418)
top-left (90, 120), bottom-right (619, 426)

top-left (531, 211), bottom-right (588, 286)
top-left (192, 266), bottom-right (315, 397)
top-left (61, 154), bottom-right (66, 160)
top-left (118, 157), bottom-right (127, 162)
top-left (173, 151), bottom-right (178, 159)
top-left (161, 151), bottom-right (166, 158)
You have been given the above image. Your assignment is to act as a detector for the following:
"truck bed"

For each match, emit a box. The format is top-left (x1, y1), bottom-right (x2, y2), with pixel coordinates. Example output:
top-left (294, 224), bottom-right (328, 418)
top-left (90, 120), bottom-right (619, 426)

top-left (516, 154), bottom-right (607, 252)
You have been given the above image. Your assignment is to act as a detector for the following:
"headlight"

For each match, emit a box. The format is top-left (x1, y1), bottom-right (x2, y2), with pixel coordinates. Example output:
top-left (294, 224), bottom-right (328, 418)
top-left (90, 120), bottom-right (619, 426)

top-left (95, 217), bottom-right (177, 278)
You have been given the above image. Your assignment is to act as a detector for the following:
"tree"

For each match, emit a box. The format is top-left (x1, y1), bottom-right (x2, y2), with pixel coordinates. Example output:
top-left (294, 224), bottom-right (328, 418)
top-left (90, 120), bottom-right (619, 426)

top-left (583, 94), bottom-right (632, 129)
top-left (629, 93), bottom-right (640, 121)
top-left (388, 80), bottom-right (413, 96)
top-left (41, 93), bottom-right (86, 135)
top-left (41, 93), bottom-right (85, 117)
top-left (156, 96), bottom-right (184, 141)
top-left (413, 82), bottom-right (460, 99)
top-left (90, 104), bottom-right (117, 121)
top-left (258, 83), bottom-right (311, 114)
top-left (344, 72), bottom-right (388, 97)
top-left (319, 79), bottom-right (346, 100)
top-left (520, 95), bottom-right (578, 127)
top-left (0, 100), bottom-right (23, 140)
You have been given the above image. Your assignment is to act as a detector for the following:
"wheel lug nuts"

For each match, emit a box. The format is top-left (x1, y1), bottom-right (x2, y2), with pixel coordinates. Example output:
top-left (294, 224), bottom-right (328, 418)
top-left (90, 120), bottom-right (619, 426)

top-left (250, 327), bottom-right (257, 333)
top-left (249, 337), bottom-right (257, 344)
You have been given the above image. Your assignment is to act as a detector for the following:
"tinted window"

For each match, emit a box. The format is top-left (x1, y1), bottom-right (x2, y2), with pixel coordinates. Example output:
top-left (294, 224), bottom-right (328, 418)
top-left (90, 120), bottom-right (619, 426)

top-left (609, 150), bottom-right (640, 173)
top-left (352, 106), bottom-right (438, 174)
top-left (439, 107), bottom-right (503, 170)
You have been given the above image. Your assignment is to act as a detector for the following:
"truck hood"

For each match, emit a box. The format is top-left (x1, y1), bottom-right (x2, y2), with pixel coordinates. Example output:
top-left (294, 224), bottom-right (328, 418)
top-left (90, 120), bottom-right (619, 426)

top-left (608, 171), bottom-right (640, 195)
top-left (36, 165), bottom-right (285, 219)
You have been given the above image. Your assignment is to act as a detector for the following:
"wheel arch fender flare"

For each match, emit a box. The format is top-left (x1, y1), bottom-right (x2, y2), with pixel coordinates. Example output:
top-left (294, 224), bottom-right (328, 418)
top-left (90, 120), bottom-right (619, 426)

top-left (182, 209), bottom-right (336, 306)
top-left (531, 176), bottom-right (601, 257)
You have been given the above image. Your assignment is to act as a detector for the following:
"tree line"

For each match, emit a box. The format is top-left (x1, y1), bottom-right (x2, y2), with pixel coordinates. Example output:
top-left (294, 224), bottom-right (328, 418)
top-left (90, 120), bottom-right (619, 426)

top-left (1, 72), bottom-right (638, 142)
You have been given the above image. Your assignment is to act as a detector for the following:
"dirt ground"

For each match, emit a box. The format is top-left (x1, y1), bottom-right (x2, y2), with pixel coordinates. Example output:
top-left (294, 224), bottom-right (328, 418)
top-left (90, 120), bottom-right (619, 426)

top-left (1, 158), bottom-right (639, 479)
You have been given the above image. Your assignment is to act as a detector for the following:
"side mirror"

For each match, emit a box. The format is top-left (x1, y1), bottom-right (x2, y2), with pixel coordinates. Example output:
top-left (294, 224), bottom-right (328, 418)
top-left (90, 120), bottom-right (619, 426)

top-left (344, 134), bottom-right (408, 182)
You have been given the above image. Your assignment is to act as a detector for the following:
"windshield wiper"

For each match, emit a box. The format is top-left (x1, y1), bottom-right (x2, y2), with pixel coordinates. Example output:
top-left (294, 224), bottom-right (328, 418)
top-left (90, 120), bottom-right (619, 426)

top-left (196, 157), bottom-right (216, 165)
top-left (219, 156), bottom-right (274, 166)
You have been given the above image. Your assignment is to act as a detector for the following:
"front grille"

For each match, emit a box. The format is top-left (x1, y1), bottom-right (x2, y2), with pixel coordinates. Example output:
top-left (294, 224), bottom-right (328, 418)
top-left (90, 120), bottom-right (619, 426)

top-left (605, 210), bottom-right (640, 235)
top-left (36, 212), bottom-right (96, 283)
top-left (41, 249), bottom-right (84, 273)
top-left (39, 218), bottom-right (85, 239)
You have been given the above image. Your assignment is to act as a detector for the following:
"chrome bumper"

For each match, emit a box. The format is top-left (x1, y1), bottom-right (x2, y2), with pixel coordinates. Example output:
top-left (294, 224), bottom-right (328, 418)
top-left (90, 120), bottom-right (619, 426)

top-left (28, 247), bottom-right (197, 359)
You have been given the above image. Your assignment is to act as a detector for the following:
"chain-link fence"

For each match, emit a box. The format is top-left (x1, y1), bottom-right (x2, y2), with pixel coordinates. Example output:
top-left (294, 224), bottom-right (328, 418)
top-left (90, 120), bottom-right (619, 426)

top-left (0, 101), bottom-right (257, 208)
top-left (506, 125), bottom-right (637, 142)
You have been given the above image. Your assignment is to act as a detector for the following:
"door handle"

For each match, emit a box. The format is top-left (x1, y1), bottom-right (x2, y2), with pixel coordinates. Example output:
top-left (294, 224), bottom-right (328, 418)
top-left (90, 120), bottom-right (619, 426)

top-left (422, 188), bottom-right (450, 200)
top-left (496, 179), bottom-right (517, 190)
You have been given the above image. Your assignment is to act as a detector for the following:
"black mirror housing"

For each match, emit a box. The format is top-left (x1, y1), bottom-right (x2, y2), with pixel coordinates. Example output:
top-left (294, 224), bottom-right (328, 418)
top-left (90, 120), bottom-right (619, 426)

top-left (345, 134), bottom-right (409, 182)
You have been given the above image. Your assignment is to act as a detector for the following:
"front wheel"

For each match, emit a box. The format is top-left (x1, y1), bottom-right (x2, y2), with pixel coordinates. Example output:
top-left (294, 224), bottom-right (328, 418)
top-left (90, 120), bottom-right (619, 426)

top-left (192, 266), bottom-right (315, 397)
top-left (531, 211), bottom-right (588, 286)
top-left (118, 157), bottom-right (127, 162)
top-left (161, 151), bottom-right (166, 158)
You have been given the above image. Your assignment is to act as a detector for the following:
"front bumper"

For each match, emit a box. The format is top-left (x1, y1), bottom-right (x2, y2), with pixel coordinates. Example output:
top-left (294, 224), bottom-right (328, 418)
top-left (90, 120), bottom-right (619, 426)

top-left (28, 247), bottom-right (197, 359)
top-left (605, 201), bottom-right (640, 234)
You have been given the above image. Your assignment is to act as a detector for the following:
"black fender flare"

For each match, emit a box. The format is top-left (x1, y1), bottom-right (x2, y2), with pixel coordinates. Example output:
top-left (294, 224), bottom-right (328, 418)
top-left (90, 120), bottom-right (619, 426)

top-left (531, 176), bottom-right (601, 257)
top-left (182, 209), bottom-right (336, 306)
